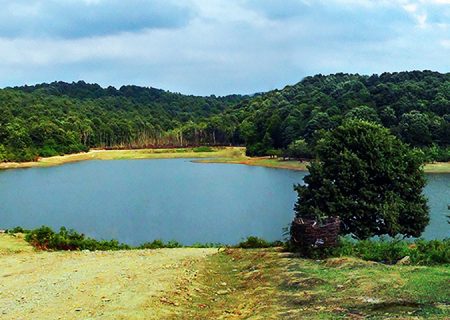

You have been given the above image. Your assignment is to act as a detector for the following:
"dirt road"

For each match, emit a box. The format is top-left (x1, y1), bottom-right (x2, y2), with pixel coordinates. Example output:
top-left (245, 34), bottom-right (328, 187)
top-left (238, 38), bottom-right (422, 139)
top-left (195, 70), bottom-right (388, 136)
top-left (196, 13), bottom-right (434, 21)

top-left (0, 248), bottom-right (215, 319)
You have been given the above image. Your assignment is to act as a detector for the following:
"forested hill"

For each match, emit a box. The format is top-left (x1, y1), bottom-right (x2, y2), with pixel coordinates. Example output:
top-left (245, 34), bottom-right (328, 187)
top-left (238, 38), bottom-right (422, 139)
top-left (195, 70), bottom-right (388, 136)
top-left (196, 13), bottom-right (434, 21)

top-left (0, 70), bottom-right (449, 162)
top-left (0, 81), bottom-right (245, 161)
top-left (228, 70), bottom-right (449, 157)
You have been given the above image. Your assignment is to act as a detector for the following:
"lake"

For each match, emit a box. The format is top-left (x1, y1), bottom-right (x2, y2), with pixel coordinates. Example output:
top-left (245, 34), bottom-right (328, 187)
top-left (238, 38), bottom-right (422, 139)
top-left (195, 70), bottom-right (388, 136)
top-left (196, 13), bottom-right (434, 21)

top-left (0, 159), bottom-right (448, 245)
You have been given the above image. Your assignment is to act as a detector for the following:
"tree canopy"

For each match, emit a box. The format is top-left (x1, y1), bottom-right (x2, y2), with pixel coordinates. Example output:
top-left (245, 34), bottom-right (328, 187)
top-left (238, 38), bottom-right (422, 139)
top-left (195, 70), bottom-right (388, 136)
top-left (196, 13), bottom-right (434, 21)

top-left (293, 120), bottom-right (429, 239)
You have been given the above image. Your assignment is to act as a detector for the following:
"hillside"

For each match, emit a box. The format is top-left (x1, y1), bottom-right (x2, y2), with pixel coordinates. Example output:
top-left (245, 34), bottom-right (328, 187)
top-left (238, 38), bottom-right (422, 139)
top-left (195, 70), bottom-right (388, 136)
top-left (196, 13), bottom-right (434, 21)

top-left (0, 71), bottom-right (449, 162)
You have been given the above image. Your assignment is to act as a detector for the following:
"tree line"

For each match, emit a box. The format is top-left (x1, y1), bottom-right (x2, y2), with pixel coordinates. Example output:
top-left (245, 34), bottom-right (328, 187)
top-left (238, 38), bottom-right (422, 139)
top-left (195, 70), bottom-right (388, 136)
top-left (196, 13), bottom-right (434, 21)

top-left (0, 70), bottom-right (448, 162)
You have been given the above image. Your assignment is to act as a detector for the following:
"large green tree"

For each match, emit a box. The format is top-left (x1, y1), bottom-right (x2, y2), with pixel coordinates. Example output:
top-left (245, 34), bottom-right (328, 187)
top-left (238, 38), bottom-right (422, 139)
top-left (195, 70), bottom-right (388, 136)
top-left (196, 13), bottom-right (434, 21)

top-left (293, 120), bottom-right (429, 239)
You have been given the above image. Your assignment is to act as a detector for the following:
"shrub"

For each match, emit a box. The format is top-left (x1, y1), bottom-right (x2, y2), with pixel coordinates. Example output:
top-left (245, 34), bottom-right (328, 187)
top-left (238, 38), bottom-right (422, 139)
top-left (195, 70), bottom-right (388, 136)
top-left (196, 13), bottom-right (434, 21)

top-left (193, 146), bottom-right (213, 152)
top-left (237, 236), bottom-right (272, 248)
top-left (138, 239), bottom-right (182, 249)
top-left (6, 226), bottom-right (30, 234)
top-left (332, 237), bottom-right (450, 265)
top-left (190, 242), bottom-right (223, 248)
top-left (24, 226), bottom-right (129, 251)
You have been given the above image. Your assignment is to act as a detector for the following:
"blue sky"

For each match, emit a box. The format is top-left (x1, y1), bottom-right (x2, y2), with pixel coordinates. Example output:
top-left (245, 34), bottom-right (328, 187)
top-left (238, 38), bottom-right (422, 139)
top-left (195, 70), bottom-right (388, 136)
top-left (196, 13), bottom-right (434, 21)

top-left (1, 0), bottom-right (449, 95)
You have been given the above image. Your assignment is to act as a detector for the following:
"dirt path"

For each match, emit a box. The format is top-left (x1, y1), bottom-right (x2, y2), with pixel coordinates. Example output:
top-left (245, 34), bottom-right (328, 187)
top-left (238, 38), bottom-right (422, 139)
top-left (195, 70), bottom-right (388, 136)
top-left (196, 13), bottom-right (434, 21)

top-left (0, 248), bottom-right (215, 319)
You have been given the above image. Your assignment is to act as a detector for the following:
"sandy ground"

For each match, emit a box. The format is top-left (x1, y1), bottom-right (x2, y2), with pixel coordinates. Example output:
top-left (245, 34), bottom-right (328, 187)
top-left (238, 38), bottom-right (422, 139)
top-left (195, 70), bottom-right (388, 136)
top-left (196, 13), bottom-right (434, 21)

top-left (0, 248), bottom-right (215, 320)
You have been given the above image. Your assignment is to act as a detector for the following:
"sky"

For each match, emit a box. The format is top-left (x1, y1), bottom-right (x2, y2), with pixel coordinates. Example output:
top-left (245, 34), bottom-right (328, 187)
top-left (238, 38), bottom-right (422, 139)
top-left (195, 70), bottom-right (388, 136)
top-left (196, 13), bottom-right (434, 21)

top-left (0, 0), bottom-right (449, 96)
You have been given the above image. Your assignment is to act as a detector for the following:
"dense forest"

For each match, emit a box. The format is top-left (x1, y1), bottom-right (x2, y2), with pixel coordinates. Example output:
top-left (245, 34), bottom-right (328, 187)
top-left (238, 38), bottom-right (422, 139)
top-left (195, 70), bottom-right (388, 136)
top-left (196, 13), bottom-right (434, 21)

top-left (0, 70), bottom-right (449, 162)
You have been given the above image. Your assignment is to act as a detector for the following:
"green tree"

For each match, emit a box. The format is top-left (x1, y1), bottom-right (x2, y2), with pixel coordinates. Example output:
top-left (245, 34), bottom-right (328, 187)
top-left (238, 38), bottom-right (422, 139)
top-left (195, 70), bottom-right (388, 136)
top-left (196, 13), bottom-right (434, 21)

top-left (399, 111), bottom-right (432, 146)
top-left (293, 120), bottom-right (429, 239)
top-left (285, 139), bottom-right (312, 159)
top-left (345, 105), bottom-right (380, 123)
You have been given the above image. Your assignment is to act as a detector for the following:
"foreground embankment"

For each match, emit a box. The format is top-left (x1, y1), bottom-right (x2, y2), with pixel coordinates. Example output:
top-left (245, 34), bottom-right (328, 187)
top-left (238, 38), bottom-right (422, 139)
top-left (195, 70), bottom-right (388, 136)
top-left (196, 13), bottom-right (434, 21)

top-left (0, 146), bottom-right (449, 173)
top-left (1, 234), bottom-right (448, 319)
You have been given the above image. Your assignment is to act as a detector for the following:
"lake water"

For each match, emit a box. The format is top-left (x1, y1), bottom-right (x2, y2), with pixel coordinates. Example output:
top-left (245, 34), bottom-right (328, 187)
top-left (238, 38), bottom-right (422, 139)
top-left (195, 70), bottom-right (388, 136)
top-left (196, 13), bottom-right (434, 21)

top-left (0, 159), bottom-right (448, 245)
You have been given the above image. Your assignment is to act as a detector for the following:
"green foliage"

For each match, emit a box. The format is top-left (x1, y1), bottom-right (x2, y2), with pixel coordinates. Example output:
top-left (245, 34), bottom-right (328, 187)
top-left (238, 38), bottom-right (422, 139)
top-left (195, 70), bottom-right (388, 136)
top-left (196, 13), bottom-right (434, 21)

top-left (1, 71), bottom-right (448, 162)
top-left (294, 120), bottom-right (429, 239)
top-left (138, 239), bottom-right (182, 249)
top-left (24, 226), bottom-right (130, 251)
top-left (6, 226), bottom-right (30, 234)
top-left (284, 139), bottom-right (313, 159)
top-left (334, 238), bottom-right (450, 265)
top-left (233, 71), bottom-right (449, 156)
top-left (421, 145), bottom-right (450, 162)
top-left (266, 149), bottom-right (282, 158)
top-left (190, 242), bottom-right (223, 248)
top-left (236, 236), bottom-right (282, 248)
top-left (192, 146), bottom-right (213, 152)
top-left (345, 105), bottom-right (380, 123)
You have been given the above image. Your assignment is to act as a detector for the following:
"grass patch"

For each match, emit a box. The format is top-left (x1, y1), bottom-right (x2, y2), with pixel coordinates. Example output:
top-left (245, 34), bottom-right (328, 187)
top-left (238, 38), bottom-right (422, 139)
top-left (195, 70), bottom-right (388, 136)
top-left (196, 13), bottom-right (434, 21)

top-left (182, 249), bottom-right (450, 319)
top-left (332, 238), bottom-right (450, 265)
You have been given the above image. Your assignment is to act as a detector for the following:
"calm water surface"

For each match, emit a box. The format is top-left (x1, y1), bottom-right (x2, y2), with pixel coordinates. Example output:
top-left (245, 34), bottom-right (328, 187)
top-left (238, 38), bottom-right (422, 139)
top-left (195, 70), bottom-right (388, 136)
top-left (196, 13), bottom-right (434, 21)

top-left (0, 159), bottom-right (448, 245)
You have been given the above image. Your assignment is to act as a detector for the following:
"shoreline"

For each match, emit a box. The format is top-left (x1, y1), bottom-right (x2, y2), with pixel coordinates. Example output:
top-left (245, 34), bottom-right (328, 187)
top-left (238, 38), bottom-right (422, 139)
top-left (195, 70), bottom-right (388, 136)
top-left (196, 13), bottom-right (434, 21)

top-left (0, 147), bottom-right (449, 173)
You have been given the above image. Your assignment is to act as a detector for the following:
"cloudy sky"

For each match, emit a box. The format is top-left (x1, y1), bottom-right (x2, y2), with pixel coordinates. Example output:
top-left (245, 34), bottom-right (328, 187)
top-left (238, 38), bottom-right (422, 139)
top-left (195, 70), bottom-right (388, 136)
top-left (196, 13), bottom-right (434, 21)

top-left (1, 0), bottom-right (449, 95)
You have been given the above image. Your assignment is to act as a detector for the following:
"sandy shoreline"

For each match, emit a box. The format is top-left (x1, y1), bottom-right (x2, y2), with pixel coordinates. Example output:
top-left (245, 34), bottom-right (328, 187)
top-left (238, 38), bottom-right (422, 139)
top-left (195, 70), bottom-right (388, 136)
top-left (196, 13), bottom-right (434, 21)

top-left (0, 147), bottom-right (449, 173)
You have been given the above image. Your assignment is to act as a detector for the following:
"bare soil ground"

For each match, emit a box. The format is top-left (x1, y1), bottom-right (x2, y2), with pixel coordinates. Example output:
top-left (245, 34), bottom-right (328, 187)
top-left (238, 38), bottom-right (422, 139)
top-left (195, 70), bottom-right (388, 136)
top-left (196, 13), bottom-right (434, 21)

top-left (0, 241), bottom-right (215, 319)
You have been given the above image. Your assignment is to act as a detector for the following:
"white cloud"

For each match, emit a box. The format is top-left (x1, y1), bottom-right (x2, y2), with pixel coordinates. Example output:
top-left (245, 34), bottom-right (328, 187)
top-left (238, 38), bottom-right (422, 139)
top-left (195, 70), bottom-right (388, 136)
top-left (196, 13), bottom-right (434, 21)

top-left (0, 0), bottom-right (448, 95)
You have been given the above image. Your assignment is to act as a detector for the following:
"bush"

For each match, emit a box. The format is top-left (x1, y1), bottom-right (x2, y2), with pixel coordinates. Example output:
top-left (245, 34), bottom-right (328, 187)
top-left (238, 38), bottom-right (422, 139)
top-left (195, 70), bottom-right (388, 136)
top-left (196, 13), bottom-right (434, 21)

top-left (190, 242), bottom-right (223, 248)
top-left (237, 236), bottom-right (272, 248)
top-left (193, 146), bottom-right (213, 152)
top-left (332, 237), bottom-right (450, 265)
top-left (138, 239), bottom-right (182, 249)
top-left (24, 226), bottom-right (129, 251)
top-left (6, 226), bottom-right (30, 234)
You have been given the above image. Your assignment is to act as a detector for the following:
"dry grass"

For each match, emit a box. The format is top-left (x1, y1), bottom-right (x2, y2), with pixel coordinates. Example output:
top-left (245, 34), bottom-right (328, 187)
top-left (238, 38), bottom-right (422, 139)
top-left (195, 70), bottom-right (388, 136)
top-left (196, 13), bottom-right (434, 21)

top-left (0, 233), bottom-right (35, 255)
top-left (0, 147), bottom-right (245, 170)
top-left (423, 162), bottom-right (450, 173)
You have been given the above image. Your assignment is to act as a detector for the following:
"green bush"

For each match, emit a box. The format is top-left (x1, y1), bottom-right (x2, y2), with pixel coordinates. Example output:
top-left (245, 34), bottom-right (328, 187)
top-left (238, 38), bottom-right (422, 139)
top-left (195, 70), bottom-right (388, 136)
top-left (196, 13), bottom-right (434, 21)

top-left (190, 242), bottom-right (223, 248)
top-left (138, 239), bottom-right (182, 249)
top-left (333, 237), bottom-right (450, 265)
top-left (193, 146), bottom-right (214, 152)
top-left (24, 226), bottom-right (129, 251)
top-left (6, 226), bottom-right (30, 234)
top-left (237, 236), bottom-right (272, 248)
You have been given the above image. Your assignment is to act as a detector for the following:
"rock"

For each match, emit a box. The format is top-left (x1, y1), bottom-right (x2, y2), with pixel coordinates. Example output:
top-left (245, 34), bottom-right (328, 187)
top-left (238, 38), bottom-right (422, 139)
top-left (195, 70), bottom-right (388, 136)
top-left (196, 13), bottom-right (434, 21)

top-left (216, 290), bottom-right (229, 295)
top-left (396, 256), bottom-right (411, 265)
top-left (362, 297), bottom-right (381, 304)
top-left (220, 282), bottom-right (227, 286)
